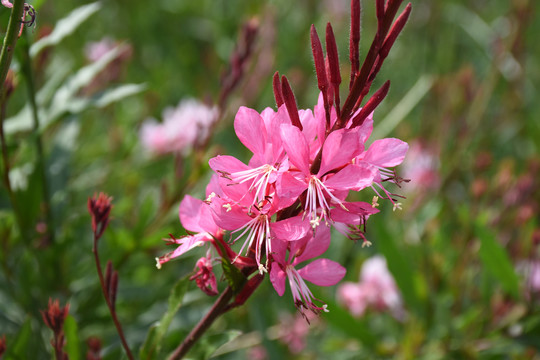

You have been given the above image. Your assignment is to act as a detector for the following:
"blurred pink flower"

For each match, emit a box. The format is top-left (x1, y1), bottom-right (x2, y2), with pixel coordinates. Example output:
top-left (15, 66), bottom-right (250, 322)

top-left (517, 260), bottom-right (540, 296)
top-left (337, 256), bottom-right (403, 319)
top-left (85, 37), bottom-right (117, 62)
top-left (278, 312), bottom-right (318, 354)
top-left (528, 262), bottom-right (540, 292)
top-left (247, 345), bottom-right (267, 360)
top-left (140, 99), bottom-right (218, 155)
top-left (83, 37), bottom-right (133, 94)
top-left (401, 141), bottom-right (439, 192)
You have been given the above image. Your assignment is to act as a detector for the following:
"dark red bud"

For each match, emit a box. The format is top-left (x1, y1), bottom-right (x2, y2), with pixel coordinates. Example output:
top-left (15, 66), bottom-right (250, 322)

top-left (310, 25), bottom-right (328, 92)
top-left (273, 71), bottom-right (284, 107)
top-left (281, 76), bottom-right (303, 131)
top-left (351, 80), bottom-right (390, 128)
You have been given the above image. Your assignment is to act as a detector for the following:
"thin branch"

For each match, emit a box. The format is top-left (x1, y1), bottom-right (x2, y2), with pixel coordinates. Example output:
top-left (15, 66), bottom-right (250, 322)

top-left (0, 0), bottom-right (24, 98)
top-left (168, 286), bottom-right (234, 360)
top-left (92, 234), bottom-right (135, 360)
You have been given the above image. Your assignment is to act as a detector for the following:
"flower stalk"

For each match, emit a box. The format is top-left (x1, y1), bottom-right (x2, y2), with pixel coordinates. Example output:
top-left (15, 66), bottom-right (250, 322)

top-left (88, 193), bottom-right (134, 360)
top-left (167, 286), bottom-right (234, 360)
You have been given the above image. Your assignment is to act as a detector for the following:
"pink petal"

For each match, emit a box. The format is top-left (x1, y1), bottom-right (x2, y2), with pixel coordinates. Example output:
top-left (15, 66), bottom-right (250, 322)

top-left (277, 171), bottom-right (307, 199)
top-left (323, 164), bottom-right (376, 191)
top-left (208, 198), bottom-right (251, 231)
top-left (280, 124), bottom-right (311, 175)
top-left (271, 215), bottom-right (311, 241)
top-left (295, 225), bottom-right (331, 263)
top-left (318, 128), bottom-right (361, 176)
top-left (357, 111), bottom-right (373, 144)
top-left (298, 258), bottom-right (346, 286)
top-left (179, 196), bottom-right (217, 234)
top-left (364, 138), bottom-right (409, 167)
top-left (206, 174), bottom-right (223, 198)
top-left (166, 233), bottom-right (210, 261)
top-left (234, 106), bottom-right (267, 156)
top-left (331, 201), bottom-right (379, 224)
top-left (270, 264), bottom-right (287, 296)
top-left (208, 155), bottom-right (250, 174)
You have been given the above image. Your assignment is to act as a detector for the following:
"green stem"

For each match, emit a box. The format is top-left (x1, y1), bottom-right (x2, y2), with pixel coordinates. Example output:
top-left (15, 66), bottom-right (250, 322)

top-left (20, 31), bottom-right (55, 242)
top-left (0, 0), bottom-right (24, 97)
top-left (0, 0), bottom-right (27, 241)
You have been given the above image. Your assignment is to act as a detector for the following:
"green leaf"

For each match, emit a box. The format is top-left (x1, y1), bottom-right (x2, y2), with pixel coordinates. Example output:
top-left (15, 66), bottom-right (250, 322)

top-left (198, 330), bottom-right (242, 359)
top-left (94, 83), bottom-right (147, 108)
top-left (221, 257), bottom-right (246, 294)
top-left (4, 317), bottom-right (32, 359)
top-left (4, 48), bottom-right (121, 135)
top-left (64, 314), bottom-right (80, 360)
top-left (30, 2), bottom-right (102, 58)
top-left (140, 325), bottom-right (159, 360)
top-left (477, 220), bottom-right (520, 299)
top-left (140, 276), bottom-right (190, 359)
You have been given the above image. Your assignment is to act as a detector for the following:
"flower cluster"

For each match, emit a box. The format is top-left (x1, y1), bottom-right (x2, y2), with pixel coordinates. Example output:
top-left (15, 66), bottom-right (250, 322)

top-left (157, 0), bottom-right (412, 316)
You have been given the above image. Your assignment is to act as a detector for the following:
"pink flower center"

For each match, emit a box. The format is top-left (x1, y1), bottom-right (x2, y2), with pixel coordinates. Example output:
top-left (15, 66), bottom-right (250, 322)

top-left (229, 164), bottom-right (277, 206)
top-left (305, 175), bottom-right (347, 228)
top-left (232, 213), bottom-right (271, 273)
top-left (285, 265), bottom-right (328, 313)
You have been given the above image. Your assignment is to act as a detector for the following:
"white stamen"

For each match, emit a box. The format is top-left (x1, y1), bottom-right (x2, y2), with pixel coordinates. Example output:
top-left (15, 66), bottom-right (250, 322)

top-left (205, 192), bottom-right (216, 202)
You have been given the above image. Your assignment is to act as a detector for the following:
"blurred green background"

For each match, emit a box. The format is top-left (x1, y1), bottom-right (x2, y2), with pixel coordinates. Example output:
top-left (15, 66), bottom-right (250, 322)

top-left (1, 0), bottom-right (539, 359)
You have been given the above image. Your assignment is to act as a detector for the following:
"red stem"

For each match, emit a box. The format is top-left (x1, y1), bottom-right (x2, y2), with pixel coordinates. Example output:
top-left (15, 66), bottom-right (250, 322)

top-left (167, 286), bottom-right (234, 360)
top-left (92, 235), bottom-right (134, 360)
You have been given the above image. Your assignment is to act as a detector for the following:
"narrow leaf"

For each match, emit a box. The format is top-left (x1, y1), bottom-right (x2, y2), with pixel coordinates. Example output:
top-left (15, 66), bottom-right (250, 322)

top-left (140, 276), bottom-right (190, 359)
top-left (477, 221), bottom-right (520, 299)
top-left (30, 2), bottom-right (102, 57)
top-left (64, 315), bottom-right (80, 360)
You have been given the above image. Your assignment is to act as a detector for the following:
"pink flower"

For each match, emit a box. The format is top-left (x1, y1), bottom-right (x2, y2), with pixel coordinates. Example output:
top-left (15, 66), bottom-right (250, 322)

top-left (140, 99), bottom-right (218, 155)
top-left (1, 0), bottom-right (12, 8)
top-left (270, 226), bottom-right (346, 314)
top-left (337, 256), bottom-right (403, 318)
top-left (209, 105), bottom-right (290, 209)
top-left (155, 192), bottom-right (223, 269)
top-left (278, 123), bottom-right (376, 228)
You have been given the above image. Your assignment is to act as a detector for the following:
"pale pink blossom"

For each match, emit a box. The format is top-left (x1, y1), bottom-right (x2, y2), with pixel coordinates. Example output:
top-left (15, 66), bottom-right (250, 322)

top-left (401, 141), bottom-right (440, 192)
top-left (140, 99), bottom-right (218, 155)
top-left (337, 256), bottom-right (403, 318)
top-left (85, 37), bottom-right (118, 62)
top-left (278, 312), bottom-right (318, 354)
